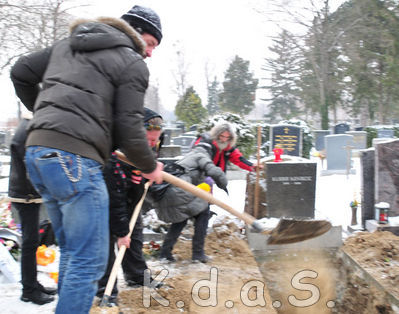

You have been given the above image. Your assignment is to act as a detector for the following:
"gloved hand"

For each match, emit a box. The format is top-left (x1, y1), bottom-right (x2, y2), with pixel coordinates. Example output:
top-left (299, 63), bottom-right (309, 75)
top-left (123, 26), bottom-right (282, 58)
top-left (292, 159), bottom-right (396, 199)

top-left (204, 176), bottom-right (215, 186)
top-left (131, 169), bottom-right (143, 184)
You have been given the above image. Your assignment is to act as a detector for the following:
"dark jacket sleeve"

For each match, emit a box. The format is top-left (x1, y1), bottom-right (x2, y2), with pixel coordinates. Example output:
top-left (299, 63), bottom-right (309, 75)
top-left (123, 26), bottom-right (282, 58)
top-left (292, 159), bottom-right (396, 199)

top-left (10, 47), bottom-right (52, 111)
top-left (104, 157), bottom-right (130, 237)
top-left (8, 119), bottom-right (41, 199)
top-left (113, 60), bottom-right (157, 174)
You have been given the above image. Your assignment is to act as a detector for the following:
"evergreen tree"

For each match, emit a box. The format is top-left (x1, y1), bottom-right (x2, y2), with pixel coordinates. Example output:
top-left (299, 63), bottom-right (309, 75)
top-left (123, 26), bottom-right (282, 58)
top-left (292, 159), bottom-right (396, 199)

top-left (262, 30), bottom-right (302, 123)
top-left (220, 55), bottom-right (258, 115)
top-left (174, 86), bottom-right (208, 129)
top-left (206, 77), bottom-right (220, 116)
top-left (336, 0), bottom-right (399, 124)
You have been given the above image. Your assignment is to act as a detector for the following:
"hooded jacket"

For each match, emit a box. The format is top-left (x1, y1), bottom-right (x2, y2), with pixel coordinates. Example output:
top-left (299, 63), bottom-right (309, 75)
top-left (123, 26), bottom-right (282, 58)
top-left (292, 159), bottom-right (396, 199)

top-left (193, 123), bottom-right (254, 172)
top-left (149, 145), bottom-right (227, 223)
top-left (10, 17), bottom-right (156, 172)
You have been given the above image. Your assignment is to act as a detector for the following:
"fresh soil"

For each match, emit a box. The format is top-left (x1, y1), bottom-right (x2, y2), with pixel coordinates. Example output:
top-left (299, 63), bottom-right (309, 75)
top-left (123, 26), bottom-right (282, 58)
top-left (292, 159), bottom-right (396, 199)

top-left (337, 230), bottom-right (399, 313)
top-left (91, 225), bottom-right (399, 314)
top-left (90, 217), bottom-right (277, 314)
top-left (256, 231), bottom-right (399, 314)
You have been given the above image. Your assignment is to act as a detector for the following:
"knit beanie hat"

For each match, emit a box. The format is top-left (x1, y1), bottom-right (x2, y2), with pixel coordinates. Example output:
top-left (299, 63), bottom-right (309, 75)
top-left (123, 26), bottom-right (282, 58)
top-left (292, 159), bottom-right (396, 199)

top-left (144, 107), bottom-right (162, 123)
top-left (121, 5), bottom-right (162, 44)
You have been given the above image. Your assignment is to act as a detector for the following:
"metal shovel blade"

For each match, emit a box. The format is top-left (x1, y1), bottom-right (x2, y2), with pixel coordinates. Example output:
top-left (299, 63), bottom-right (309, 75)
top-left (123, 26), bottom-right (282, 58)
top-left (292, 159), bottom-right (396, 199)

top-left (267, 218), bottom-right (332, 245)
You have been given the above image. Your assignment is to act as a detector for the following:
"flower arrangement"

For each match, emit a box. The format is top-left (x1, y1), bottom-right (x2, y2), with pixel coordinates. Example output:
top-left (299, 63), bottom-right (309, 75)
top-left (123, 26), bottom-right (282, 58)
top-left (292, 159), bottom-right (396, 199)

top-left (350, 200), bottom-right (359, 208)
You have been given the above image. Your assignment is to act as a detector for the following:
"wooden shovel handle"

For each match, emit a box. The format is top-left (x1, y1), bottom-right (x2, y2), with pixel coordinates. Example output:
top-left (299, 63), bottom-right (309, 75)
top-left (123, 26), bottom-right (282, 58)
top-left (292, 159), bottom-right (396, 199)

top-left (115, 151), bottom-right (257, 226)
top-left (161, 171), bottom-right (257, 225)
top-left (102, 181), bottom-right (150, 301)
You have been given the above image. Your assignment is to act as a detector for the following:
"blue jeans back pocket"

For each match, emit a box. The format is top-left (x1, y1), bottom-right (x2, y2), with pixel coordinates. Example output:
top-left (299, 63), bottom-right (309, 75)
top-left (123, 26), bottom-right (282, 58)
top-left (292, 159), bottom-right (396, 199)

top-left (35, 152), bottom-right (78, 201)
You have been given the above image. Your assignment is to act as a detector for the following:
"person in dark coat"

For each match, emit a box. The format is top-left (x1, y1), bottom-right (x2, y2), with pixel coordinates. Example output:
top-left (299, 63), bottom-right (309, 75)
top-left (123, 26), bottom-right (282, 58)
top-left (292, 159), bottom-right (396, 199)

top-left (151, 144), bottom-right (228, 263)
top-left (8, 115), bottom-right (57, 305)
top-left (10, 5), bottom-right (164, 314)
top-left (96, 108), bottom-right (163, 305)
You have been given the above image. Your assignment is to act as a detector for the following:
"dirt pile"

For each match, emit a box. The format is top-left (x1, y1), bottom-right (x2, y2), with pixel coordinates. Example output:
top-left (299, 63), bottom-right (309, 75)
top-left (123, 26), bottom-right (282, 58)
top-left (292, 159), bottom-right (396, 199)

top-left (342, 231), bottom-right (399, 299)
top-left (91, 216), bottom-right (277, 313)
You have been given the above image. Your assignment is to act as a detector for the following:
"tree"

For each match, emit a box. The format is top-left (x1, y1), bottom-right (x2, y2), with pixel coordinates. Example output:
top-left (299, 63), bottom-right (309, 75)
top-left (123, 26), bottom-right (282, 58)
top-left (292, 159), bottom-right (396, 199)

top-left (174, 86), bottom-right (208, 128)
top-left (262, 30), bottom-right (302, 123)
top-left (206, 77), bottom-right (220, 116)
top-left (219, 55), bottom-right (258, 115)
top-left (171, 41), bottom-right (190, 99)
top-left (336, 0), bottom-right (399, 124)
top-left (0, 0), bottom-right (82, 73)
top-left (144, 82), bottom-right (162, 114)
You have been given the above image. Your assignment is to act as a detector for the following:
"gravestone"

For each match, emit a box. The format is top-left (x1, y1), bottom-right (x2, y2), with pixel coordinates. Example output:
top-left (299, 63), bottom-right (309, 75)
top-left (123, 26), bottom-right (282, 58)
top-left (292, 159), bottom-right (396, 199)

top-left (377, 128), bottom-right (394, 138)
top-left (346, 131), bottom-right (367, 150)
top-left (372, 138), bottom-right (394, 147)
top-left (175, 122), bottom-right (185, 133)
top-left (265, 159), bottom-right (317, 218)
top-left (158, 145), bottom-right (181, 158)
top-left (325, 134), bottom-right (354, 172)
top-left (334, 123), bottom-right (350, 134)
top-left (361, 148), bottom-right (375, 228)
top-left (162, 128), bottom-right (183, 145)
top-left (269, 124), bottom-right (302, 156)
top-left (314, 130), bottom-right (331, 151)
top-left (172, 136), bottom-right (196, 155)
top-left (375, 139), bottom-right (399, 216)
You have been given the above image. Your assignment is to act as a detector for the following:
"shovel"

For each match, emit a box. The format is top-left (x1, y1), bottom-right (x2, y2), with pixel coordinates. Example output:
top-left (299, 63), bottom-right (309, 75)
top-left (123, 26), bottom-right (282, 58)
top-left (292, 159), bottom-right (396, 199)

top-left (100, 181), bottom-right (150, 307)
top-left (115, 152), bottom-right (332, 245)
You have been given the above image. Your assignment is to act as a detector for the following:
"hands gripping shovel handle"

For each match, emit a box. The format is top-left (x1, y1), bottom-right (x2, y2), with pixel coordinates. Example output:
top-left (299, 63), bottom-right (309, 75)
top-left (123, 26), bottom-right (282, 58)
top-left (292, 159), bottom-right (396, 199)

top-left (115, 151), bottom-right (332, 246)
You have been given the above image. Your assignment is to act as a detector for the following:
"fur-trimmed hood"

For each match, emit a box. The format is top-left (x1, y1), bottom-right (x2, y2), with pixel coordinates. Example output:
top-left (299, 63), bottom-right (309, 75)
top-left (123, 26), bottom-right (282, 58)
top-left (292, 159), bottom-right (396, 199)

top-left (209, 122), bottom-right (237, 147)
top-left (69, 17), bottom-right (146, 57)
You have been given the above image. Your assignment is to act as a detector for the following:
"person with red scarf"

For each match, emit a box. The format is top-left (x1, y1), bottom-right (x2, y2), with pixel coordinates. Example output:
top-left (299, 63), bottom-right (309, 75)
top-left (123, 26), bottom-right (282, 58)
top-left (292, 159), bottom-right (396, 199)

top-left (193, 122), bottom-right (261, 172)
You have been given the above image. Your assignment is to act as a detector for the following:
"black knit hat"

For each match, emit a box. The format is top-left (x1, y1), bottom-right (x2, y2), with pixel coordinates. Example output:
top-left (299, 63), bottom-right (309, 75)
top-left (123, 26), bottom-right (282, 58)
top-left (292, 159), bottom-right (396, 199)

top-left (121, 5), bottom-right (162, 44)
top-left (144, 107), bottom-right (162, 123)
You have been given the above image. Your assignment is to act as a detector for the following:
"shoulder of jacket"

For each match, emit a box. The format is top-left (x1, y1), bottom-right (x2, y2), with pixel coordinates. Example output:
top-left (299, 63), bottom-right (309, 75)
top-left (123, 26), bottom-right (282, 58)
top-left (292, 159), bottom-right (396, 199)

top-left (69, 17), bottom-right (146, 57)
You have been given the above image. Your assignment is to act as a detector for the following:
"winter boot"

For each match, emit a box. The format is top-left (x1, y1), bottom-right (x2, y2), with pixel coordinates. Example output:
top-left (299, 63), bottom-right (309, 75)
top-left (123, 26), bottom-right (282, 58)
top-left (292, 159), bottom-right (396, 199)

top-left (192, 251), bottom-right (210, 263)
top-left (159, 247), bottom-right (176, 262)
top-left (159, 221), bottom-right (186, 262)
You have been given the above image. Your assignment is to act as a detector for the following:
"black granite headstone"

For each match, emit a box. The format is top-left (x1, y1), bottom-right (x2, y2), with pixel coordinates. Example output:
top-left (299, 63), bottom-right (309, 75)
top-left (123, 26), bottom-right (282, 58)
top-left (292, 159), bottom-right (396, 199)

top-left (334, 123), bottom-right (350, 134)
top-left (270, 125), bottom-right (302, 156)
top-left (361, 148), bottom-right (375, 228)
top-left (266, 161), bottom-right (316, 218)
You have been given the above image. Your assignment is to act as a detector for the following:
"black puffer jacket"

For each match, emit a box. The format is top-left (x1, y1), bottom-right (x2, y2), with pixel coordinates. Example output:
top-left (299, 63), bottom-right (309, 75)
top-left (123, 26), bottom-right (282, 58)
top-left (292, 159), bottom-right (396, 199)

top-left (8, 118), bottom-right (41, 202)
top-left (104, 154), bottom-right (145, 237)
top-left (10, 17), bottom-right (156, 172)
top-left (150, 146), bottom-right (227, 223)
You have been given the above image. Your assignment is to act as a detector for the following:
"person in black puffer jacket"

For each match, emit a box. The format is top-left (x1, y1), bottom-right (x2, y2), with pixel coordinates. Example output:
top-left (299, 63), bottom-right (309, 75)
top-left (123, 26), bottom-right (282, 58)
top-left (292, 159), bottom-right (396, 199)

top-left (10, 6), bottom-right (164, 314)
top-left (96, 108), bottom-right (164, 305)
top-left (8, 115), bottom-right (57, 305)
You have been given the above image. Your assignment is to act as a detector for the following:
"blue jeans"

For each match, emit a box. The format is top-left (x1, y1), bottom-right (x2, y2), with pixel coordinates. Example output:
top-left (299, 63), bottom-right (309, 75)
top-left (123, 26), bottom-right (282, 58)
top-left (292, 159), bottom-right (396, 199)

top-left (25, 146), bottom-right (109, 314)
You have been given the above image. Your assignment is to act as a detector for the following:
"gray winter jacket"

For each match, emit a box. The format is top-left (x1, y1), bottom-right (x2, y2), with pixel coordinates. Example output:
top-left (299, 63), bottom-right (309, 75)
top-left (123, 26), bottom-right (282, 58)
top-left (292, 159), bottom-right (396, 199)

top-left (153, 146), bottom-right (227, 223)
top-left (10, 17), bottom-right (156, 172)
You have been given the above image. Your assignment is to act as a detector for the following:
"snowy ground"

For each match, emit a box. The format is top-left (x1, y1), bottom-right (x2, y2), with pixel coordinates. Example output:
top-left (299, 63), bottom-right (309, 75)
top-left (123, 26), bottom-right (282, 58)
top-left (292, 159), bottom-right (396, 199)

top-left (0, 155), bottom-right (363, 313)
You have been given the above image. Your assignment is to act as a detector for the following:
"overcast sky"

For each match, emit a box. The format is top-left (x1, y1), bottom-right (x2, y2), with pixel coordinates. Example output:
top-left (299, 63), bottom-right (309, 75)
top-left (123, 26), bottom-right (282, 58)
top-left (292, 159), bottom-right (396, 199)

top-left (1, 0), bottom-right (345, 122)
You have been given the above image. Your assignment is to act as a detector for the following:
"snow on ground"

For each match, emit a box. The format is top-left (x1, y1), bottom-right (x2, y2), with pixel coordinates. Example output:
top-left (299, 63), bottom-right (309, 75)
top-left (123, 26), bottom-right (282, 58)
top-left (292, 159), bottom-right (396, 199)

top-left (0, 155), bottom-right (363, 313)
